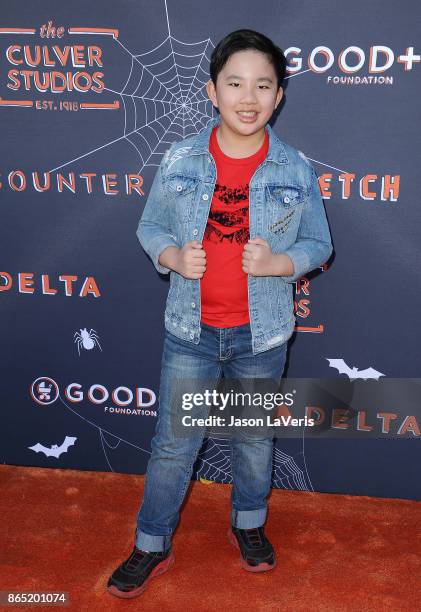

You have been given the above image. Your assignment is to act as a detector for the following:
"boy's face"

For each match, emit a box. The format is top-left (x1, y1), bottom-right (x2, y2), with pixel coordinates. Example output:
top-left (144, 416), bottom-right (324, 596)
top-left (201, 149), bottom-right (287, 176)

top-left (206, 49), bottom-right (283, 139)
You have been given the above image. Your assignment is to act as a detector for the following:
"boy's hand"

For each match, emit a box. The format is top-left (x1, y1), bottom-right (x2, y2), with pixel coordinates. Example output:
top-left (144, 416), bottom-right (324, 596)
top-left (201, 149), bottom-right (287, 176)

top-left (242, 237), bottom-right (294, 277)
top-left (242, 236), bottom-right (294, 276)
top-left (242, 237), bottom-right (275, 276)
top-left (175, 240), bottom-right (207, 279)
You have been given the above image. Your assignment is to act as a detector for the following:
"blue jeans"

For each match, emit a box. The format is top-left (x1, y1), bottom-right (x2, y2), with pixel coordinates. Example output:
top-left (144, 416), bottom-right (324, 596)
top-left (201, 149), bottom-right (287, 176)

top-left (135, 321), bottom-right (287, 552)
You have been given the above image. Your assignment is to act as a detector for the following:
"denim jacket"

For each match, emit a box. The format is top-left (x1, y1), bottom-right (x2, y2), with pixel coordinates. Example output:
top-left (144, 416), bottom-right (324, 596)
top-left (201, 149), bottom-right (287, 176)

top-left (137, 115), bottom-right (333, 354)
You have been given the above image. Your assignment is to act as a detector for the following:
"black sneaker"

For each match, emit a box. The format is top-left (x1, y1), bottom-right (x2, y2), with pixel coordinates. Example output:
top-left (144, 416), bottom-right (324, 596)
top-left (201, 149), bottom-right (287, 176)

top-left (228, 525), bottom-right (276, 572)
top-left (107, 545), bottom-right (175, 598)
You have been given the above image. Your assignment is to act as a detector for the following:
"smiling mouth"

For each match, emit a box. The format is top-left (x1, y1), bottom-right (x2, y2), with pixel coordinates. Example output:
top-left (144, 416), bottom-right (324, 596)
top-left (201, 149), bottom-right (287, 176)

top-left (237, 111), bottom-right (258, 117)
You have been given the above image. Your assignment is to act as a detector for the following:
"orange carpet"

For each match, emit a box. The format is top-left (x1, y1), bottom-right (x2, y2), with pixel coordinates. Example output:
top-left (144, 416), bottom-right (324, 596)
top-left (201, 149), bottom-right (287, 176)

top-left (0, 464), bottom-right (419, 611)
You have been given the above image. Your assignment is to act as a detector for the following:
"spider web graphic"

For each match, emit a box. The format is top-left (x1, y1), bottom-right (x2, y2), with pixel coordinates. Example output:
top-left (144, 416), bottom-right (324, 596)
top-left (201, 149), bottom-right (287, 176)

top-left (58, 390), bottom-right (313, 491)
top-left (193, 435), bottom-right (314, 491)
top-left (49, 1), bottom-right (216, 175)
top-left (111, 35), bottom-right (217, 173)
top-left (195, 437), bottom-right (232, 484)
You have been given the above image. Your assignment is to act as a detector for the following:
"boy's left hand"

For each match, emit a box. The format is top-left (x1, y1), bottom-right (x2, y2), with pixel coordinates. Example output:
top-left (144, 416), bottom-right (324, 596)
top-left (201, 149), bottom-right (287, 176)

top-left (242, 237), bottom-right (276, 276)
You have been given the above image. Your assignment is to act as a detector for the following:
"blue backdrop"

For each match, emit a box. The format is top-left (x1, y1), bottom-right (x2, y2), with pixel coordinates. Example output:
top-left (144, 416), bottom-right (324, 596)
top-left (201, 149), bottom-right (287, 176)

top-left (1, 0), bottom-right (420, 500)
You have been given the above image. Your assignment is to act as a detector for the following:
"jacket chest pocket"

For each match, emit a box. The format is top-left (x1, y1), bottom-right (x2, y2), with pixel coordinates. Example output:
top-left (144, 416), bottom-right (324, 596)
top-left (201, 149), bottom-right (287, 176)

top-left (265, 184), bottom-right (306, 236)
top-left (165, 174), bottom-right (200, 223)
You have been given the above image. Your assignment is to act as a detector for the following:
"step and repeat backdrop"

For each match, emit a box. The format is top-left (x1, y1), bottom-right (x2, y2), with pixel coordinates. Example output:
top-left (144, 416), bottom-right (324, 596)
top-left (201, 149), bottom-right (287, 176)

top-left (1, 0), bottom-right (420, 500)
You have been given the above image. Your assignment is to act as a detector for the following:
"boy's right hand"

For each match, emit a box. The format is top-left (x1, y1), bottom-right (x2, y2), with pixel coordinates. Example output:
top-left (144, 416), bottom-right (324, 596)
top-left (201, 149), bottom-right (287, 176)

top-left (175, 241), bottom-right (207, 279)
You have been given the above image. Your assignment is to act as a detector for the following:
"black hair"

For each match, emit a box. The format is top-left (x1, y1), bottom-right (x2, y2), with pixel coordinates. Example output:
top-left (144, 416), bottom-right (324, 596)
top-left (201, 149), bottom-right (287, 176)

top-left (209, 29), bottom-right (287, 90)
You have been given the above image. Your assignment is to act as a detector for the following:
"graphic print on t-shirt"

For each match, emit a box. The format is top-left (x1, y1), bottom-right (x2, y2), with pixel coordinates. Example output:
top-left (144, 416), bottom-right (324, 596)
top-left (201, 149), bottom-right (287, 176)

top-left (203, 183), bottom-right (250, 245)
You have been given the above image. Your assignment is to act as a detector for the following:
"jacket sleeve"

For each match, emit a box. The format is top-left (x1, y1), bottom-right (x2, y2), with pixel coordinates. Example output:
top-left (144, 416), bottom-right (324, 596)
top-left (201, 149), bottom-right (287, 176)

top-left (136, 148), bottom-right (178, 275)
top-left (282, 165), bottom-right (333, 283)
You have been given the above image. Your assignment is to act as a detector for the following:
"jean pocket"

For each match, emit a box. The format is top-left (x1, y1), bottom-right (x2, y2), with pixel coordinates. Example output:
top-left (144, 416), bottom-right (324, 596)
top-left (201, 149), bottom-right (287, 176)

top-left (165, 174), bottom-right (200, 222)
top-left (266, 184), bottom-right (305, 235)
top-left (266, 184), bottom-right (306, 208)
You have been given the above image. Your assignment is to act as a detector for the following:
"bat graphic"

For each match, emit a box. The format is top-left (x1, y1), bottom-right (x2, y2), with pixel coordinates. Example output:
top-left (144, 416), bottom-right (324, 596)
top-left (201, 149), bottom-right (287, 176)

top-left (28, 436), bottom-right (77, 458)
top-left (326, 359), bottom-right (385, 380)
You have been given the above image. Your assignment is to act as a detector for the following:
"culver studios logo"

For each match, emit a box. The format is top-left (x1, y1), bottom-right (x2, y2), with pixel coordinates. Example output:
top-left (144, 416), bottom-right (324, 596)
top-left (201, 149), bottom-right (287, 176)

top-left (30, 376), bottom-right (157, 416)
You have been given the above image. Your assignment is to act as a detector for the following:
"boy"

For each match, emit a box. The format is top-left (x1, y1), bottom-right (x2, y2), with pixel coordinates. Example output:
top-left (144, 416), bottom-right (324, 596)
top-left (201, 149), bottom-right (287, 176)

top-left (107, 29), bottom-right (332, 598)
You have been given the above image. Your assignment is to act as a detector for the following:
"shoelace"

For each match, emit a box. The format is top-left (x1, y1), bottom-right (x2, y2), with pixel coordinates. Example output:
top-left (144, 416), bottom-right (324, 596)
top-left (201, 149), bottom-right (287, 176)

top-left (126, 548), bottom-right (152, 571)
top-left (244, 528), bottom-right (263, 548)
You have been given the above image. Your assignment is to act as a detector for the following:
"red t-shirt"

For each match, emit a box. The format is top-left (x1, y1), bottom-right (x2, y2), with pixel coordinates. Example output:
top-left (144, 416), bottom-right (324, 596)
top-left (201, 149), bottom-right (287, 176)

top-left (200, 125), bottom-right (269, 327)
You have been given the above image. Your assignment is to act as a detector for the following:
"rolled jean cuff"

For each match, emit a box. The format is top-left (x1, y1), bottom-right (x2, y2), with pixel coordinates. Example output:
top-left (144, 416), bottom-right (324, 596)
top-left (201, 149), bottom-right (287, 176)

top-left (231, 506), bottom-right (267, 529)
top-left (135, 530), bottom-right (172, 552)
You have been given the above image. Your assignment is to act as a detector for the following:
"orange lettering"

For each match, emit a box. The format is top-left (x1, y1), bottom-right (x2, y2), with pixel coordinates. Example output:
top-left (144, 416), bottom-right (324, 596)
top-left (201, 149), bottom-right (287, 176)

top-left (19, 272), bottom-right (34, 293)
top-left (80, 276), bottom-right (100, 298)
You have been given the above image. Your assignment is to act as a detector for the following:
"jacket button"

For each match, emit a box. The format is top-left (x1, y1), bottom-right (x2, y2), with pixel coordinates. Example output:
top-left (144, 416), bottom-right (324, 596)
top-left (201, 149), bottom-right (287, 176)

top-left (189, 332), bottom-right (195, 339)
top-left (193, 229), bottom-right (198, 236)
top-left (191, 302), bottom-right (196, 308)
top-left (202, 194), bottom-right (209, 200)
top-left (176, 184), bottom-right (183, 192)
top-left (283, 196), bottom-right (290, 204)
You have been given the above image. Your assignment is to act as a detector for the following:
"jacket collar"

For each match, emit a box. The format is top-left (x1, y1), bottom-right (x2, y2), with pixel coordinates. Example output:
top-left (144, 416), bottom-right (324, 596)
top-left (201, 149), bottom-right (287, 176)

top-left (188, 114), bottom-right (289, 164)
